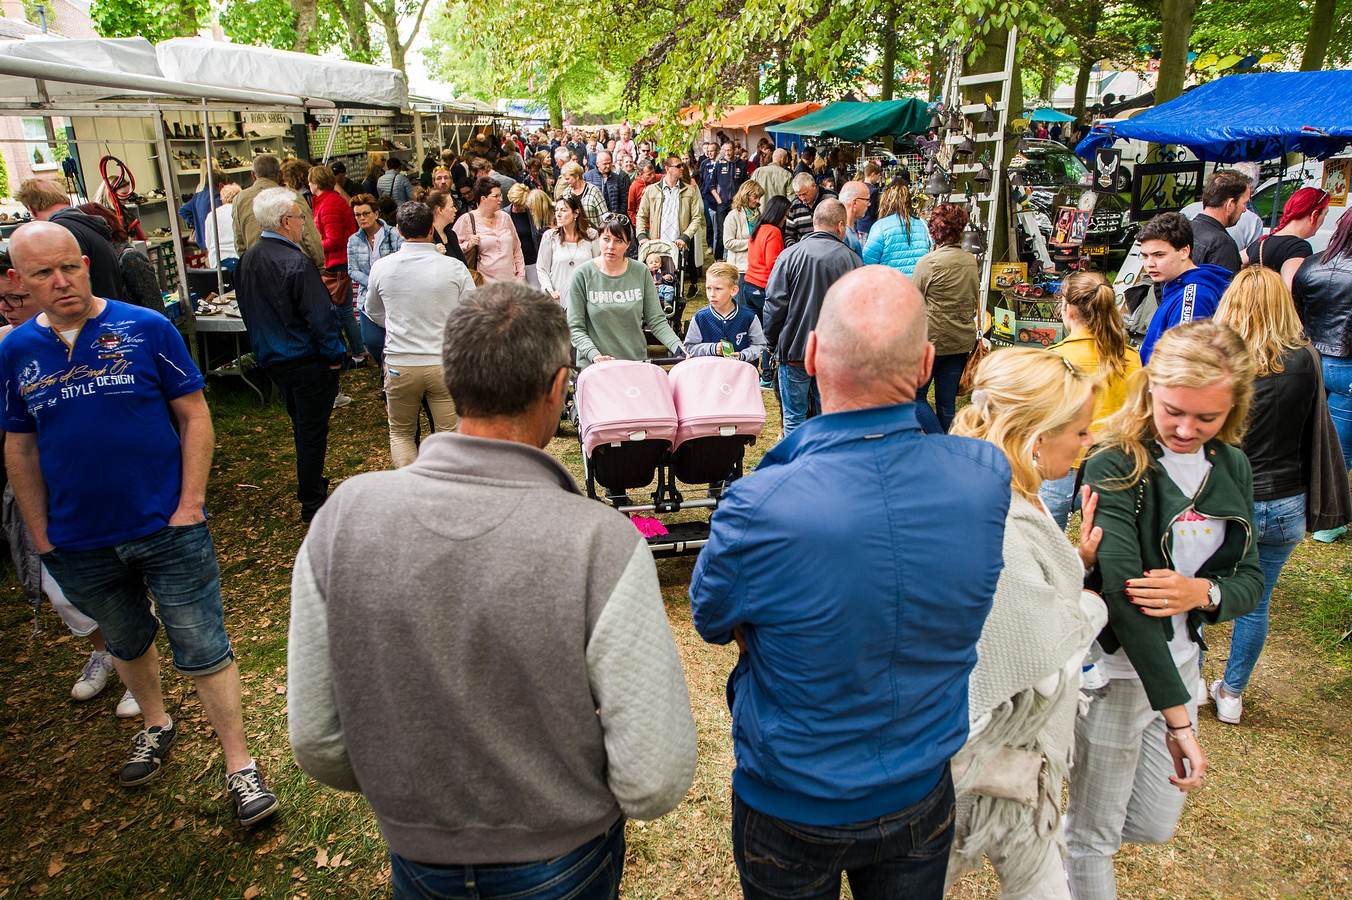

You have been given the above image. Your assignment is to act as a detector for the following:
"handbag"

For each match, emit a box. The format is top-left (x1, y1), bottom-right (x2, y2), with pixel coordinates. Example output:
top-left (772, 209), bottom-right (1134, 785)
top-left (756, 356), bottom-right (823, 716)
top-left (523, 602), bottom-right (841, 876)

top-left (460, 215), bottom-right (487, 287)
top-left (1304, 344), bottom-right (1352, 531)
top-left (951, 746), bottom-right (1045, 807)
top-left (320, 268), bottom-right (352, 307)
top-left (958, 307), bottom-right (990, 396)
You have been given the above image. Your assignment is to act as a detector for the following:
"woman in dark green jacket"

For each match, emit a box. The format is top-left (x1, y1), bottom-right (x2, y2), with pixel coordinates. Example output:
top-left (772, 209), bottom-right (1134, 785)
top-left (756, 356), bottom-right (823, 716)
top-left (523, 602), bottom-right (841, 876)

top-left (1066, 320), bottom-right (1264, 900)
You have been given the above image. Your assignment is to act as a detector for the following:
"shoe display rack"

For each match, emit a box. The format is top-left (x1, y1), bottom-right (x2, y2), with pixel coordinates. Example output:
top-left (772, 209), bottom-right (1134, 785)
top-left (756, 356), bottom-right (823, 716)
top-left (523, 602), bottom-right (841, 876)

top-left (156, 110), bottom-right (298, 198)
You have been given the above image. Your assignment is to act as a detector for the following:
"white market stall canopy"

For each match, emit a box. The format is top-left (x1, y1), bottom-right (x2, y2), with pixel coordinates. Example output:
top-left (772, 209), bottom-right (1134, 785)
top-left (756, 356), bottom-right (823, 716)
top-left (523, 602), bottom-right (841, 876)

top-left (0, 36), bottom-right (312, 108)
top-left (156, 38), bottom-right (408, 111)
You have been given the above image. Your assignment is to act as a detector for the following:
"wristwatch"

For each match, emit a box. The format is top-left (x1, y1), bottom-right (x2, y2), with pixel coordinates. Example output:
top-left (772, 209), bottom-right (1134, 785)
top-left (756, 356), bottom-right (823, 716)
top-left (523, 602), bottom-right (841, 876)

top-left (1201, 579), bottom-right (1221, 612)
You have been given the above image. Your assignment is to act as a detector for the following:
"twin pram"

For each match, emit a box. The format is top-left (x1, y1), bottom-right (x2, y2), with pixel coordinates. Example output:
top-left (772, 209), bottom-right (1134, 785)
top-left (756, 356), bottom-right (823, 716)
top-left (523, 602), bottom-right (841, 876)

top-left (576, 356), bottom-right (766, 557)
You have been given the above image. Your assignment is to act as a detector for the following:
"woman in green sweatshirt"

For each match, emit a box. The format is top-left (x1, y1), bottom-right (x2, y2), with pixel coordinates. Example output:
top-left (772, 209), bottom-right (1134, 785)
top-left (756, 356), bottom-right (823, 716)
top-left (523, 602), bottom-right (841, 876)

top-left (568, 215), bottom-right (684, 366)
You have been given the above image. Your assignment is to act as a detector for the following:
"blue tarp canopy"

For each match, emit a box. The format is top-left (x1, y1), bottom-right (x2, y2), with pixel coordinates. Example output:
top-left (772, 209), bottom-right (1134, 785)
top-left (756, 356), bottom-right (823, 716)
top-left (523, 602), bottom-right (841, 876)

top-left (1027, 108), bottom-right (1076, 123)
top-left (1074, 71), bottom-right (1352, 162)
top-left (765, 99), bottom-right (930, 142)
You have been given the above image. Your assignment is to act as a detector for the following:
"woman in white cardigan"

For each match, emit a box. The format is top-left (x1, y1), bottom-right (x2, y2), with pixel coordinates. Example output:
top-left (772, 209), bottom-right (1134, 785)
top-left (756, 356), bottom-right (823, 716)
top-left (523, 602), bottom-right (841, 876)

top-left (946, 348), bottom-right (1109, 900)
top-left (721, 180), bottom-right (764, 284)
top-left (536, 195), bottom-right (599, 309)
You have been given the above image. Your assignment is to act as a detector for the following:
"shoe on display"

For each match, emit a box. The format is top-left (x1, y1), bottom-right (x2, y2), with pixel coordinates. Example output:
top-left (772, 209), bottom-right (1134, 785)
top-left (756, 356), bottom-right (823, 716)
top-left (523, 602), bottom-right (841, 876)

top-left (115, 689), bottom-right (141, 719)
top-left (1313, 525), bottom-right (1347, 543)
top-left (118, 719), bottom-right (177, 787)
top-left (71, 651), bottom-right (114, 701)
top-left (227, 765), bottom-right (280, 827)
top-left (333, 393), bottom-right (353, 409)
top-left (1210, 680), bottom-right (1242, 724)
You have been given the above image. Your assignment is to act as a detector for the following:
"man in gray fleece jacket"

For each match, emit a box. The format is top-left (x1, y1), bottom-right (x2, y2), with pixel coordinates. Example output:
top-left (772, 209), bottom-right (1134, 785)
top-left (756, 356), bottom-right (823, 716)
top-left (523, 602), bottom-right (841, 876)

top-left (288, 282), bottom-right (697, 899)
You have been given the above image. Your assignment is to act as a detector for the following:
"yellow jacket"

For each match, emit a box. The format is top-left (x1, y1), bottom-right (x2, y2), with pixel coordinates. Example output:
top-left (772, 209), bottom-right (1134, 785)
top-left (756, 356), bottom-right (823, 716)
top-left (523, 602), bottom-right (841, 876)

top-left (1050, 328), bottom-right (1142, 438)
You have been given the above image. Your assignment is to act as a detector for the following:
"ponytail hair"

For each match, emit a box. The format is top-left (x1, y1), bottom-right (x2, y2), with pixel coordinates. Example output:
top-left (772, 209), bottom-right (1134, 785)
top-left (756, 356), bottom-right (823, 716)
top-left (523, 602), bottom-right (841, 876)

top-left (1060, 271), bottom-right (1130, 379)
top-left (951, 347), bottom-right (1100, 503)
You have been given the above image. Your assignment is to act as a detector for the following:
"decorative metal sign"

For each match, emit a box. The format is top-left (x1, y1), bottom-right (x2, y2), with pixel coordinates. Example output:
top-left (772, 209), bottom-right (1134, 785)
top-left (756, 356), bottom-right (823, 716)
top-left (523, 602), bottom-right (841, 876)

top-left (1129, 160), bottom-right (1205, 221)
top-left (1093, 148), bottom-right (1122, 193)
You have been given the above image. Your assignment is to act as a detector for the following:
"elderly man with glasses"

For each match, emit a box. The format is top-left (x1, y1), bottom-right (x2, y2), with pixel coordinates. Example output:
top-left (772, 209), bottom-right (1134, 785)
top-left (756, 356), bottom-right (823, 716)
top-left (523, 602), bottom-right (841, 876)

top-left (234, 187), bottom-right (347, 523)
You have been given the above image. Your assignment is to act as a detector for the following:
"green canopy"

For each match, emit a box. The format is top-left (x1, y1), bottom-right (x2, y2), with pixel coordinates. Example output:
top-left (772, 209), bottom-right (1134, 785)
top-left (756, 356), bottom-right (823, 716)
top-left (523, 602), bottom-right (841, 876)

top-left (765, 99), bottom-right (930, 142)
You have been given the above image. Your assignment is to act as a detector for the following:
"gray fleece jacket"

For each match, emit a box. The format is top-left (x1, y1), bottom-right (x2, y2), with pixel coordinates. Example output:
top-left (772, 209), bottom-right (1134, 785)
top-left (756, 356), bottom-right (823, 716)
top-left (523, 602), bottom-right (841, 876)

top-left (288, 431), bottom-right (698, 865)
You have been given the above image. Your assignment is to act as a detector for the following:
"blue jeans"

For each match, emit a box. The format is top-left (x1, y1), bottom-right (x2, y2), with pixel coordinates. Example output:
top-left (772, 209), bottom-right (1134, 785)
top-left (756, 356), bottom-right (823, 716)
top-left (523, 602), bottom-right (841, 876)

top-left (779, 363), bottom-right (819, 438)
top-left (1323, 356), bottom-right (1352, 469)
top-left (732, 770), bottom-right (955, 900)
top-left (390, 817), bottom-right (624, 900)
top-left (1222, 492), bottom-right (1306, 696)
top-left (40, 521), bottom-right (233, 676)
top-left (334, 297), bottom-right (364, 361)
top-left (1039, 470), bottom-right (1082, 530)
top-left (914, 352), bottom-right (968, 434)
top-left (360, 310), bottom-right (386, 372)
top-left (739, 279), bottom-right (771, 376)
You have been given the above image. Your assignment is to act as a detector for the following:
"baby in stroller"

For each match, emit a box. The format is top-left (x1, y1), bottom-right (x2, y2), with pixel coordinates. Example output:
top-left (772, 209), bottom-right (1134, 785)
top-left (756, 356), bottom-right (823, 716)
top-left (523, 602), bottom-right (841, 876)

top-left (646, 251), bottom-right (677, 316)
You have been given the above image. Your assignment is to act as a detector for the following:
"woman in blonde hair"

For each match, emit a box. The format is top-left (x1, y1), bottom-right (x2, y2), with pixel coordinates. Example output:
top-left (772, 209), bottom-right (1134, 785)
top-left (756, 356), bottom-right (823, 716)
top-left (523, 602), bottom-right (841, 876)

top-left (1066, 320), bottom-right (1264, 900)
top-left (1209, 266), bottom-right (1322, 724)
top-left (1042, 271), bottom-right (1143, 527)
top-left (361, 152), bottom-right (386, 197)
top-left (178, 158), bottom-right (223, 240)
top-left (862, 181), bottom-right (930, 275)
top-left (722, 180), bottom-right (764, 284)
top-left (947, 348), bottom-right (1107, 899)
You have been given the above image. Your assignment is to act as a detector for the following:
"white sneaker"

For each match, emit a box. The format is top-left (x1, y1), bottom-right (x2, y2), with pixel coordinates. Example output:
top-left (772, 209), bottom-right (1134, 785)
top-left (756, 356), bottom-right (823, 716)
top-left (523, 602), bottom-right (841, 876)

top-left (115, 689), bottom-right (142, 719)
top-left (1210, 680), bottom-right (1242, 724)
top-left (1196, 674), bottom-right (1210, 705)
top-left (333, 393), bottom-right (353, 409)
top-left (71, 651), bottom-right (114, 701)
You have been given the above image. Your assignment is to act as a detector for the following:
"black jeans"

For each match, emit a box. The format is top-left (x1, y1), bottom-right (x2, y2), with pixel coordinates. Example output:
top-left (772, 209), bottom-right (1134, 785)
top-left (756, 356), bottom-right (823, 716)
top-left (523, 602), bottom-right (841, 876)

top-left (732, 769), bottom-right (955, 900)
top-left (267, 360), bottom-right (339, 518)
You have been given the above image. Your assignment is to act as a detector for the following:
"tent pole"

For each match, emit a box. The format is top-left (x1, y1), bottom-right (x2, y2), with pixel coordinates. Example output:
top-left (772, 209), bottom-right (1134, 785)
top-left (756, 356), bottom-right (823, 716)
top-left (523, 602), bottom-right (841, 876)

top-left (202, 99), bottom-right (225, 300)
top-left (1269, 139), bottom-right (1285, 230)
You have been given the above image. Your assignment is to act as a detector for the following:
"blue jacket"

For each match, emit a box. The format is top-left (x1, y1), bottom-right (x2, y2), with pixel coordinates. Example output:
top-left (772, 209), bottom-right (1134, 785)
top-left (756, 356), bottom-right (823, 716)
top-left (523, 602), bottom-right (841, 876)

top-left (347, 222), bottom-right (404, 312)
top-left (1138, 263), bottom-right (1231, 363)
top-left (234, 234), bottom-right (346, 369)
top-left (177, 186), bottom-right (219, 235)
top-left (690, 403), bottom-right (1010, 826)
top-left (861, 214), bottom-right (931, 276)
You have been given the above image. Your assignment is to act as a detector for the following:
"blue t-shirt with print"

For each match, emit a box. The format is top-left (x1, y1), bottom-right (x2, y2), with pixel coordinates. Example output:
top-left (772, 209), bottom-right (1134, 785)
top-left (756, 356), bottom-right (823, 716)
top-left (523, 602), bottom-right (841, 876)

top-left (0, 299), bottom-right (205, 551)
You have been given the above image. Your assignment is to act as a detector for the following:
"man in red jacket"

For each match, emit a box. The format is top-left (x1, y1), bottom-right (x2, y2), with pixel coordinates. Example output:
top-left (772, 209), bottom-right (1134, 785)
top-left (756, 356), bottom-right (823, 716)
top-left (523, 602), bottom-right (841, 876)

top-left (628, 161), bottom-right (661, 224)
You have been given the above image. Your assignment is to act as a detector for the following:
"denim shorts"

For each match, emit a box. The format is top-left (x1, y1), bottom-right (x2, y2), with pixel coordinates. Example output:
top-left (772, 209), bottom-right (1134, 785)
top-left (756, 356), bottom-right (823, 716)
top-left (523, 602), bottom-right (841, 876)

top-left (40, 521), bottom-right (234, 676)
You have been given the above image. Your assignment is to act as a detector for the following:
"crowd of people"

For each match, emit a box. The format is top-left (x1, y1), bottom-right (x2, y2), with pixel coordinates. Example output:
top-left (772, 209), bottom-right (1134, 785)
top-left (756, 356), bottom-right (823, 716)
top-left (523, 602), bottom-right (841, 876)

top-left (0, 120), bottom-right (1349, 900)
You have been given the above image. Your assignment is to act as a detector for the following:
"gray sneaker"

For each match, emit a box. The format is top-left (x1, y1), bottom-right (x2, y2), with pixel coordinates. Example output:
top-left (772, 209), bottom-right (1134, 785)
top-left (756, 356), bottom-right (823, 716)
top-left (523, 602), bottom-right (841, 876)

top-left (333, 393), bottom-right (353, 409)
top-left (227, 765), bottom-right (280, 827)
top-left (119, 719), bottom-right (176, 786)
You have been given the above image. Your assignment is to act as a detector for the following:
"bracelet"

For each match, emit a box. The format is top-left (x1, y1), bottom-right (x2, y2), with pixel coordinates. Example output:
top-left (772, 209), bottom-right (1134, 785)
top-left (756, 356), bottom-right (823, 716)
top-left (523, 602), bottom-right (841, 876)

top-left (1166, 720), bottom-right (1193, 731)
top-left (1166, 727), bottom-right (1196, 743)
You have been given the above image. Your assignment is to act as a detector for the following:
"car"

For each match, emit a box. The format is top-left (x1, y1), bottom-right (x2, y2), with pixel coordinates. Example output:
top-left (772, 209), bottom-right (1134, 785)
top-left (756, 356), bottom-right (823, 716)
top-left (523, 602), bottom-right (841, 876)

top-left (1008, 140), bottom-right (1138, 264)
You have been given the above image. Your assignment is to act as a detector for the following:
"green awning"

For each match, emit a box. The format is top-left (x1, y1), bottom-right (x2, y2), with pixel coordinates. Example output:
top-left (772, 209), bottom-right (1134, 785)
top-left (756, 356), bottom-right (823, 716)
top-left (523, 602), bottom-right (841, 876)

top-left (764, 99), bottom-right (930, 142)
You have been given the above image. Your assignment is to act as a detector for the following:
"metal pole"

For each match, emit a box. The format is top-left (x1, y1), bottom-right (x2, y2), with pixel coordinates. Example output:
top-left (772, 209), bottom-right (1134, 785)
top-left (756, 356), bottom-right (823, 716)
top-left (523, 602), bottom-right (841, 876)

top-left (202, 99), bottom-right (225, 299)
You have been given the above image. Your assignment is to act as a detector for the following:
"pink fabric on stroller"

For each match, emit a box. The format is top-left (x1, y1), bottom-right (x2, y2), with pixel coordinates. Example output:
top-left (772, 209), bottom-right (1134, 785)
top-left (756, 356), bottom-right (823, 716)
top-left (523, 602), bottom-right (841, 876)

top-left (668, 357), bottom-right (766, 450)
top-left (576, 360), bottom-right (678, 457)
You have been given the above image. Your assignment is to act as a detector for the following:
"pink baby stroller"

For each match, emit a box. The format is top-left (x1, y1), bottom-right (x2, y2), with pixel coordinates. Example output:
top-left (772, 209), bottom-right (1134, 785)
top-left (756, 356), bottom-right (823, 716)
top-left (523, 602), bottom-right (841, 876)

top-left (576, 356), bottom-right (765, 558)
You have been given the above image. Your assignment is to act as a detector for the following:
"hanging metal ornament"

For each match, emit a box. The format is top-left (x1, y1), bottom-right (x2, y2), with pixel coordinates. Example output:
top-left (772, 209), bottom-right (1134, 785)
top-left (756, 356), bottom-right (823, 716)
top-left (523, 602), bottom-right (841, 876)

top-left (956, 136), bottom-right (976, 159)
top-left (973, 163), bottom-right (993, 186)
top-left (923, 166), bottom-right (952, 196)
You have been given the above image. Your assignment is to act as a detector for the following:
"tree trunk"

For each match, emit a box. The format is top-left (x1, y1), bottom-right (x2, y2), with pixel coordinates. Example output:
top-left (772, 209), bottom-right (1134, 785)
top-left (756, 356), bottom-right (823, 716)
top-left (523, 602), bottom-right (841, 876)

top-left (1300, 0), bottom-right (1336, 71)
top-left (927, 40), bottom-right (942, 102)
top-left (290, 0), bottom-right (317, 53)
top-left (370, 0), bottom-right (432, 74)
top-left (330, 0), bottom-right (373, 64)
top-left (777, 49), bottom-right (789, 103)
top-left (548, 79), bottom-right (563, 128)
top-left (748, 68), bottom-right (761, 105)
top-left (880, 7), bottom-right (898, 101)
top-left (1156, 0), bottom-right (1196, 105)
top-left (1071, 0), bottom-right (1101, 121)
top-left (794, 51), bottom-right (807, 103)
top-left (962, 26), bottom-right (1022, 266)
top-left (176, 0), bottom-right (200, 37)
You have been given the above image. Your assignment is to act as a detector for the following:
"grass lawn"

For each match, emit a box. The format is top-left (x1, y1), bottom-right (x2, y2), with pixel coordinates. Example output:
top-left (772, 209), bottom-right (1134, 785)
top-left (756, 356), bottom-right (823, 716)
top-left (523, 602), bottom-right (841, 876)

top-left (1, 322), bottom-right (1349, 899)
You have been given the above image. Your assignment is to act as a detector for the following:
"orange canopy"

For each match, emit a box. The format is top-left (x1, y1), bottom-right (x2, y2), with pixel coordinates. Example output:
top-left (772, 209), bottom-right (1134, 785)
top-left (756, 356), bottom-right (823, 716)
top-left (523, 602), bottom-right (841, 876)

top-left (710, 103), bottom-right (823, 130)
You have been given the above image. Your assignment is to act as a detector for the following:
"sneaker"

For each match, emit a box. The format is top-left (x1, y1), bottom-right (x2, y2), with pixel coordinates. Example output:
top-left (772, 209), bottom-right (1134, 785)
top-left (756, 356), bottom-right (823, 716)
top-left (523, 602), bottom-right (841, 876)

top-left (1197, 674), bottom-right (1210, 706)
top-left (1211, 680), bottom-right (1242, 724)
top-left (119, 719), bottom-right (177, 787)
top-left (227, 765), bottom-right (280, 827)
top-left (333, 393), bottom-right (353, 409)
top-left (1313, 525), bottom-right (1347, 543)
top-left (759, 379), bottom-right (774, 390)
top-left (115, 689), bottom-right (141, 719)
top-left (71, 651), bottom-right (114, 701)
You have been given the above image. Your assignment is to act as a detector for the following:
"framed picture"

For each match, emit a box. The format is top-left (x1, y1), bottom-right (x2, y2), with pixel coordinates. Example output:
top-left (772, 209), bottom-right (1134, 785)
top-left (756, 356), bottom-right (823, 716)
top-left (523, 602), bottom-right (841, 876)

top-left (1324, 158), bottom-right (1350, 208)
top-left (1052, 207), bottom-right (1076, 245)
top-left (1093, 148), bottom-right (1122, 193)
top-left (1068, 209), bottom-right (1092, 244)
top-left (1130, 160), bottom-right (1205, 221)
top-left (991, 262), bottom-right (1028, 290)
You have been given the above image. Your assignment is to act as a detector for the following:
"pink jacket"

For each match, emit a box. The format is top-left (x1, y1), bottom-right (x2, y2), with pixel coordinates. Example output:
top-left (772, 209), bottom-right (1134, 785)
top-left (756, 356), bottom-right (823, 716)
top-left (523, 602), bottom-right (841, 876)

top-left (452, 210), bottom-right (525, 283)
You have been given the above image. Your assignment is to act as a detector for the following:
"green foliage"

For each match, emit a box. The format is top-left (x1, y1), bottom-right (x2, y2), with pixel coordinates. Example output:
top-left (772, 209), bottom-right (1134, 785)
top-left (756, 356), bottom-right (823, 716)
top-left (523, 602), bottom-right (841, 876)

top-left (0, 152), bottom-right (10, 199)
top-left (89, 0), bottom-right (208, 41)
top-left (218, 0), bottom-right (345, 54)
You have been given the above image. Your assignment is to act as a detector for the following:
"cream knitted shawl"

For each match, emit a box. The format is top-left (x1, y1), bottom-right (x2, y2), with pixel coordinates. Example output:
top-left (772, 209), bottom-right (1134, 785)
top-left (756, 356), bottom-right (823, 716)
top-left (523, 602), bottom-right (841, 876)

top-left (948, 493), bottom-right (1102, 894)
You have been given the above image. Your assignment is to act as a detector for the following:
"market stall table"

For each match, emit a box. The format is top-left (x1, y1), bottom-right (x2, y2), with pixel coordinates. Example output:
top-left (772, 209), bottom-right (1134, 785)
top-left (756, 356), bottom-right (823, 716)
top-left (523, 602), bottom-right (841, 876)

top-left (194, 304), bottom-right (269, 404)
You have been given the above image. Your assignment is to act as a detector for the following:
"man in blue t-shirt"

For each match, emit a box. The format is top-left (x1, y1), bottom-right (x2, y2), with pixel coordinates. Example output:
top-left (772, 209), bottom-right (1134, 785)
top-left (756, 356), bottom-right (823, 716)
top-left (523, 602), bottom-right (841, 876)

top-left (0, 221), bottom-right (280, 828)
